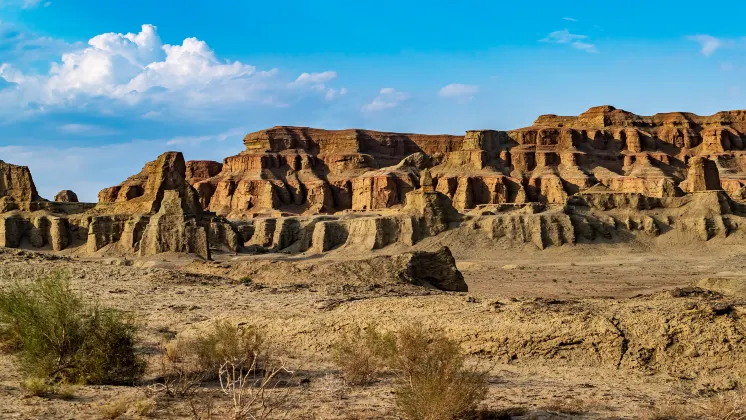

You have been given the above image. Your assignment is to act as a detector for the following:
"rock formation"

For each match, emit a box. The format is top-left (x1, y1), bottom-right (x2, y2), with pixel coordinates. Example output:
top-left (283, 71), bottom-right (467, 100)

top-left (159, 106), bottom-right (746, 217)
top-left (139, 190), bottom-right (210, 259)
top-left (0, 161), bottom-right (41, 211)
top-left (6, 105), bottom-right (746, 258)
top-left (54, 190), bottom-right (79, 203)
top-left (98, 152), bottom-right (202, 215)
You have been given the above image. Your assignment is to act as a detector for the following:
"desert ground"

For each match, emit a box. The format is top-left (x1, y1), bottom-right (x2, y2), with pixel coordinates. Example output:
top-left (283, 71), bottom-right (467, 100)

top-left (1, 236), bottom-right (744, 419)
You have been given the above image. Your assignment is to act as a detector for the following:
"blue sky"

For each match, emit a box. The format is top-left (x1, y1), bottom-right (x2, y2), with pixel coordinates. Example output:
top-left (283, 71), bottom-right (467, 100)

top-left (0, 0), bottom-right (744, 201)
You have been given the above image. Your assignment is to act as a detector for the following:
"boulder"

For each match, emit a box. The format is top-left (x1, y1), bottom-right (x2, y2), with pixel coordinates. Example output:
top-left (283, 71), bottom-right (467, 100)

top-left (54, 190), bottom-right (79, 203)
top-left (399, 246), bottom-right (467, 292)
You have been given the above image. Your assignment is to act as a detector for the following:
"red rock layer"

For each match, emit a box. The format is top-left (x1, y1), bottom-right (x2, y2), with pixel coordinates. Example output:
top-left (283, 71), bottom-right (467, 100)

top-left (100, 106), bottom-right (746, 217)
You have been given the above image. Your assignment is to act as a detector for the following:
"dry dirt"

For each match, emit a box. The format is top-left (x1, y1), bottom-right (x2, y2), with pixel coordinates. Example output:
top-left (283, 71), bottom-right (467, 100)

top-left (1, 240), bottom-right (745, 419)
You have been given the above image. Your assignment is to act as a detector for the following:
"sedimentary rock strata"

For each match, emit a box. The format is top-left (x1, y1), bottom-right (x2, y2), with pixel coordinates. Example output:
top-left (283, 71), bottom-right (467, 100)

top-left (0, 161), bottom-right (41, 211)
top-left (5, 105), bottom-right (746, 258)
top-left (166, 106), bottom-right (746, 218)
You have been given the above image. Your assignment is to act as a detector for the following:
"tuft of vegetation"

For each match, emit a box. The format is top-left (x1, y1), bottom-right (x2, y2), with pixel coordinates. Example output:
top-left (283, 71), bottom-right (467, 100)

top-left (332, 325), bottom-right (393, 386)
top-left (156, 320), bottom-right (298, 419)
top-left (156, 320), bottom-right (267, 398)
top-left (21, 377), bottom-right (54, 397)
top-left (97, 396), bottom-right (131, 419)
top-left (388, 324), bottom-right (489, 420)
top-left (332, 323), bottom-right (489, 420)
top-left (189, 320), bottom-right (265, 375)
top-left (0, 272), bottom-right (145, 385)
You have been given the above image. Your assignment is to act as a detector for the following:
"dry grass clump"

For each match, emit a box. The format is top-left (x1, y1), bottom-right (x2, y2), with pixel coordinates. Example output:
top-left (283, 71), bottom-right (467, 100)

top-left (20, 377), bottom-right (79, 399)
top-left (97, 396), bottom-right (131, 419)
top-left (390, 324), bottom-right (489, 420)
top-left (156, 320), bottom-right (267, 397)
top-left (156, 320), bottom-right (299, 420)
top-left (332, 325), bottom-right (392, 386)
top-left (333, 323), bottom-right (489, 420)
top-left (0, 272), bottom-right (145, 385)
top-left (20, 377), bottom-right (54, 397)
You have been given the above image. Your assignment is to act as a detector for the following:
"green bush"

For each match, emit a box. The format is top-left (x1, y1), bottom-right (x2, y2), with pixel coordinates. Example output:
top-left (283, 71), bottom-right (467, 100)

top-left (0, 272), bottom-right (145, 384)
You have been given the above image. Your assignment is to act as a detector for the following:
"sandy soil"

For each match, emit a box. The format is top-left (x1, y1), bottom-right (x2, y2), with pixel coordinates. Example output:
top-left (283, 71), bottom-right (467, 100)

top-left (0, 242), bottom-right (745, 419)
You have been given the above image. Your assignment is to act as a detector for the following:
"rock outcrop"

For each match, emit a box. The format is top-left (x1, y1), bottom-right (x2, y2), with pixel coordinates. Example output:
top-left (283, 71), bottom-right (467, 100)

top-left (224, 246), bottom-right (468, 292)
top-left (165, 106), bottom-right (746, 217)
top-left (98, 152), bottom-right (202, 215)
top-left (0, 161), bottom-right (41, 211)
top-left (54, 190), bottom-right (79, 203)
top-left (139, 190), bottom-right (210, 259)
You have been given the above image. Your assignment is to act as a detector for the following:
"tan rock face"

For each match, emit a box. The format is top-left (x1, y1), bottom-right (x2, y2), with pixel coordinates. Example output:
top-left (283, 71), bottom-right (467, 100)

top-left (139, 190), bottom-right (210, 259)
top-left (170, 107), bottom-right (746, 217)
top-left (97, 152), bottom-right (202, 215)
top-left (186, 160), bottom-right (223, 185)
top-left (54, 190), bottom-right (79, 203)
top-left (0, 161), bottom-right (41, 209)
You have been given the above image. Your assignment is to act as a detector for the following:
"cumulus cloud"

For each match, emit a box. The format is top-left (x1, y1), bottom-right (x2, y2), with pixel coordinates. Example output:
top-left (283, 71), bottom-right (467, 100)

top-left (362, 88), bottom-right (410, 112)
top-left (290, 71), bottom-right (337, 88)
top-left (438, 83), bottom-right (479, 102)
top-left (540, 29), bottom-right (598, 53)
top-left (686, 34), bottom-right (726, 57)
top-left (324, 87), bottom-right (348, 101)
top-left (0, 24), bottom-right (343, 121)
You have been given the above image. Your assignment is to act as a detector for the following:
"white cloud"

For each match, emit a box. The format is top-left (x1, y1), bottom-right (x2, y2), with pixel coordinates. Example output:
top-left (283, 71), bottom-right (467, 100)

top-left (686, 34), bottom-right (725, 57)
top-left (324, 87), bottom-right (348, 101)
top-left (290, 71), bottom-right (337, 88)
top-left (540, 29), bottom-right (598, 53)
top-left (0, 24), bottom-right (342, 120)
top-left (57, 123), bottom-right (120, 136)
top-left (438, 83), bottom-right (479, 102)
top-left (165, 127), bottom-right (245, 146)
top-left (563, 17), bottom-right (578, 22)
top-left (362, 88), bottom-right (410, 112)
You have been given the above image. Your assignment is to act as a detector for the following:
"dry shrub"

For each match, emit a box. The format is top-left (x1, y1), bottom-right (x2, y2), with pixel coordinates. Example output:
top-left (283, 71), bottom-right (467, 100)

top-left (156, 320), bottom-right (299, 420)
top-left (0, 272), bottom-right (145, 385)
top-left (156, 320), bottom-right (266, 398)
top-left (388, 323), bottom-right (489, 420)
top-left (133, 398), bottom-right (156, 417)
top-left (332, 325), bottom-right (393, 386)
top-left (217, 355), bottom-right (295, 420)
top-left (21, 377), bottom-right (53, 397)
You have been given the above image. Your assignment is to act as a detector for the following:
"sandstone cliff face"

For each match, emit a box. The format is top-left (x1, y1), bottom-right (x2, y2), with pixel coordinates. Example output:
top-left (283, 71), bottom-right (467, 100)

top-left (0, 161), bottom-right (41, 211)
top-left (98, 152), bottom-right (202, 215)
top-left (182, 106), bottom-right (746, 217)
